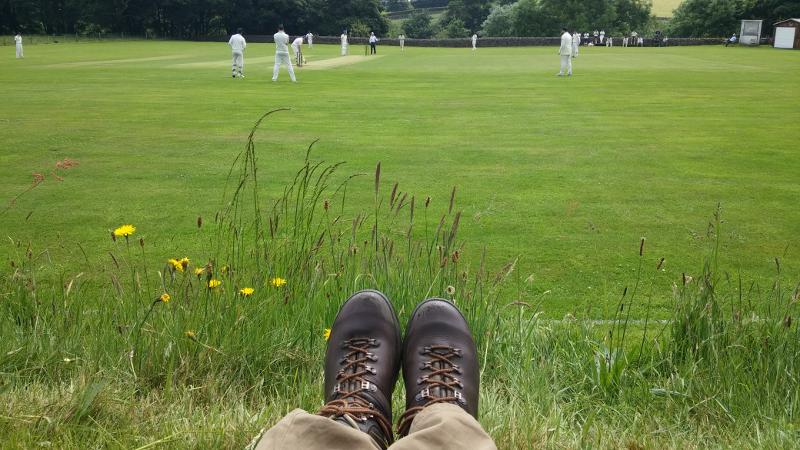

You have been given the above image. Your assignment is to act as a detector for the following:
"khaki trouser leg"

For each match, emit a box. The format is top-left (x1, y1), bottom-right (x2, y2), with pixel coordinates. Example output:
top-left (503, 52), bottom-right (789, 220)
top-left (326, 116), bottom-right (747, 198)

top-left (254, 409), bottom-right (380, 450)
top-left (390, 403), bottom-right (497, 450)
top-left (254, 404), bottom-right (495, 450)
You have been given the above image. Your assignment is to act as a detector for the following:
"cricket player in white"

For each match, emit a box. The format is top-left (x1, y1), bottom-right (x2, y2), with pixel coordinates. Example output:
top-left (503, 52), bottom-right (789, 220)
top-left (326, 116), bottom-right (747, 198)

top-left (622, 36), bottom-right (629, 47)
top-left (292, 36), bottom-right (303, 66)
top-left (557, 28), bottom-right (573, 76)
top-left (15, 33), bottom-right (23, 58)
top-left (399, 34), bottom-right (405, 52)
top-left (471, 33), bottom-right (477, 51)
top-left (340, 32), bottom-right (348, 56)
top-left (572, 31), bottom-right (580, 57)
top-left (228, 28), bottom-right (246, 78)
top-left (273, 25), bottom-right (296, 82)
top-left (306, 32), bottom-right (313, 48)
top-left (606, 37), bottom-right (613, 47)
top-left (369, 32), bottom-right (378, 55)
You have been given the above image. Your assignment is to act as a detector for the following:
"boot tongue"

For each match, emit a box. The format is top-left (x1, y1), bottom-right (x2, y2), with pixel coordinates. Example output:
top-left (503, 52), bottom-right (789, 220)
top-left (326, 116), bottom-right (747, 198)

top-left (431, 355), bottom-right (451, 398)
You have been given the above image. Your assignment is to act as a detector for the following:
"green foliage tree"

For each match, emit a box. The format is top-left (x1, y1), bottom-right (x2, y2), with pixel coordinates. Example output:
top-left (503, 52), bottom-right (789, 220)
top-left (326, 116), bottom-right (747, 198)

top-left (481, 2), bottom-right (516, 36)
top-left (669, 0), bottom-right (748, 37)
top-left (615, 0), bottom-right (652, 35)
top-left (438, 16), bottom-right (471, 38)
top-left (742, 0), bottom-right (800, 30)
top-left (384, 0), bottom-right (409, 12)
top-left (403, 9), bottom-right (435, 38)
top-left (481, 0), bottom-right (651, 37)
top-left (0, 0), bottom-right (387, 37)
top-left (443, 0), bottom-right (492, 32)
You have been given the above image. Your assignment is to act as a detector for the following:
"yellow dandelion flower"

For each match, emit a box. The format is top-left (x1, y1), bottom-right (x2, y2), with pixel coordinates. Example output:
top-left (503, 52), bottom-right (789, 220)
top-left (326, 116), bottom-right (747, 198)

top-left (271, 277), bottom-right (287, 288)
top-left (168, 258), bottom-right (184, 272)
top-left (324, 328), bottom-right (331, 341)
top-left (194, 267), bottom-right (205, 276)
top-left (159, 293), bottom-right (171, 303)
top-left (185, 330), bottom-right (196, 339)
top-left (113, 224), bottom-right (136, 238)
top-left (239, 287), bottom-right (255, 297)
top-left (179, 257), bottom-right (190, 270)
top-left (208, 279), bottom-right (222, 289)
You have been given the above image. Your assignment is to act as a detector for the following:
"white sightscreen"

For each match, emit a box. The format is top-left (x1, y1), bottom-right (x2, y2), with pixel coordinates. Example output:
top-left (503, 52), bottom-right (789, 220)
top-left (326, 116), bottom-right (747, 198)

top-left (774, 27), bottom-right (796, 49)
top-left (740, 20), bottom-right (762, 45)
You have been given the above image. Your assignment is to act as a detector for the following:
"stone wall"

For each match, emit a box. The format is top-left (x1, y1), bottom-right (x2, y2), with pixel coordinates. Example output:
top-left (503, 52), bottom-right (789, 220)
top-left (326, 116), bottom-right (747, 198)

top-left (209, 35), bottom-right (723, 47)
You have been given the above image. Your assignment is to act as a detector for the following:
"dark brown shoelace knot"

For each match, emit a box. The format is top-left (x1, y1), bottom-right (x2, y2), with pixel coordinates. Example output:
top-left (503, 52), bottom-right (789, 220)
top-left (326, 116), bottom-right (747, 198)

top-left (397, 345), bottom-right (466, 435)
top-left (319, 338), bottom-right (392, 439)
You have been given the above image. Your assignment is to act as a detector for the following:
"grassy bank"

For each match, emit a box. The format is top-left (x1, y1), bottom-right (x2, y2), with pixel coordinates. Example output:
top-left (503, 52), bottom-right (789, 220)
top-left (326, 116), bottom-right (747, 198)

top-left (2, 121), bottom-right (798, 448)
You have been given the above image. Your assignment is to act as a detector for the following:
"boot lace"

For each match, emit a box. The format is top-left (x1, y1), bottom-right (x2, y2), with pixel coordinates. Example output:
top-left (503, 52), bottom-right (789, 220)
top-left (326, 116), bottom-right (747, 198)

top-left (397, 344), bottom-right (465, 435)
top-left (318, 337), bottom-right (393, 440)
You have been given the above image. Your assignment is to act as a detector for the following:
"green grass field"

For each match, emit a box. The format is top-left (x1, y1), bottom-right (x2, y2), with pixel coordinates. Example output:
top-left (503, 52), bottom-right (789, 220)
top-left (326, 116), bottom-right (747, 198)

top-left (2, 41), bottom-right (799, 318)
top-left (1, 41), bottom-right (800, 448)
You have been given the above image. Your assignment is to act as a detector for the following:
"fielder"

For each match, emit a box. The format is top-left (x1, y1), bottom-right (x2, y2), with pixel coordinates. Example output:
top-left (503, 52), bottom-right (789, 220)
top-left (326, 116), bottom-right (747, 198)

top-left (272, 25), bottom-right (296, 82)
top-left (623, 36), bottom-right (629, 47)
top-left (340, 31), bottom-right (348, 56)
top-left (399, 34), bottom-right (405, 52)
top-left (306, 32), bottom-right (313, 48)
top-left (472, 33), bottom-right (477, 51)
top-left (369, 32), bottom-right (378, 55)
top-left (572, 31), bottom-right (580, 57)
top-left (606, 37), bottom-right (613, 47)
top-left (557, 28), bottom-right (573, 77)
top-left (15, 33), bottom-right (23, 59)
top-left (292, 36), bottom-right (303, 66)
top-left (228, 28), bottom-right (246, 78)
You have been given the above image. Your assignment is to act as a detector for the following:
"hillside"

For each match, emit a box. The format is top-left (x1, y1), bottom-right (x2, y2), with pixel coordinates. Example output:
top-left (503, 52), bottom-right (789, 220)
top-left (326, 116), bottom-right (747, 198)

top-left (652, 0), bottom-right (683, 17)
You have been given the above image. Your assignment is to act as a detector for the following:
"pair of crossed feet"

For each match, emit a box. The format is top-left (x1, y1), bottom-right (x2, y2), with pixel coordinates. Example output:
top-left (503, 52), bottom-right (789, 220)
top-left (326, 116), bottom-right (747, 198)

top-left (317, 290), bottom-right (479, 449)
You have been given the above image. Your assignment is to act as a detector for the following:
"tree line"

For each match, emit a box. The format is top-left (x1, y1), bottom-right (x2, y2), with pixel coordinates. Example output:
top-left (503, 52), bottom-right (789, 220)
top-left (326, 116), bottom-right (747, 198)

top-left (402, 0), bottom-right (652, 39)
top-left (402, 0), bottom-right (799, 39)
top-left (670, 0), bottom-right (800, 37)
top-left (3, 0), bottom-right (799, 39)
top-left (0, 0), bottom-right (389, 37)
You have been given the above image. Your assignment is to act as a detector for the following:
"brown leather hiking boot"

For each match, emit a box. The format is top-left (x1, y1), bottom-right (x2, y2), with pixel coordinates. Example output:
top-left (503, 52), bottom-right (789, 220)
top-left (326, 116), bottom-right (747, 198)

top-left (318, 290), bottom-right (401, 449)
top-left (397, 298), bottom-right (479, 436)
